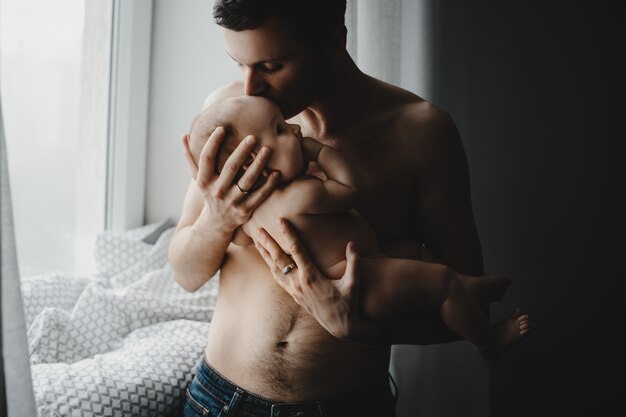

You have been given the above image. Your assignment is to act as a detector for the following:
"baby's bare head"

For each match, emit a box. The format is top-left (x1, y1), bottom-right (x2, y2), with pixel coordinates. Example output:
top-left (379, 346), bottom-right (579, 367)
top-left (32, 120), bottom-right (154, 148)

top-left (188, 96), bottom-right (251, 174)
top-left (188, 95), bottom-right (305, 183)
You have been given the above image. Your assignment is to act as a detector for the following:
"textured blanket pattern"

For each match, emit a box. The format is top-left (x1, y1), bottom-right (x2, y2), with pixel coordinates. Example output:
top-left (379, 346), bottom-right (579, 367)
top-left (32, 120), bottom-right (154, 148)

top-left (22, 221), bottom-right (219, 416)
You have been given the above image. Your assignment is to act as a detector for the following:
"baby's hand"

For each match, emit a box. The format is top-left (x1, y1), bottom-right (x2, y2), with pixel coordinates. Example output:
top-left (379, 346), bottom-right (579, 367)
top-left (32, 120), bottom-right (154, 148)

top-left (301, 137), bottom-right (324, 163)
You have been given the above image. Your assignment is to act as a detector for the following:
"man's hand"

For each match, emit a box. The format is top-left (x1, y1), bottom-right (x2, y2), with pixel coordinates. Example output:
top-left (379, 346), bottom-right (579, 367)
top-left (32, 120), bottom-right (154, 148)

top-left (181, 128), bottom-right (280, 235)
top-left (254, 218), bottom-right (385, 344)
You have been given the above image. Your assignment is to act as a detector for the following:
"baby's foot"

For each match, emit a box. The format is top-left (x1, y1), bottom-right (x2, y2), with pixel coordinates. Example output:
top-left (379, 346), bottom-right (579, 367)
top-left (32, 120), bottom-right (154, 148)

top-left (481, 308), bottom-right (530, 360)
top-left (461, 274), bottom-right (512, 305)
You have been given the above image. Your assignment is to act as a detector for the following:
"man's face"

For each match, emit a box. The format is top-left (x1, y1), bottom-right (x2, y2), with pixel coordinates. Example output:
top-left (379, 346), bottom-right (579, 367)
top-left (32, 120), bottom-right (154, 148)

top-left (223, 17), bottom-right (329, 119)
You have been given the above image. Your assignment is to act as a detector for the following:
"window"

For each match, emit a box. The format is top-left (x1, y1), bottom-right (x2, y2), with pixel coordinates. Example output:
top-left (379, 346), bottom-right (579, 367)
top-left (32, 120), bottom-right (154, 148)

top-left (1, 0), bottom-right (112, 277)
top-left (1, 0), bottom-right (151, 277)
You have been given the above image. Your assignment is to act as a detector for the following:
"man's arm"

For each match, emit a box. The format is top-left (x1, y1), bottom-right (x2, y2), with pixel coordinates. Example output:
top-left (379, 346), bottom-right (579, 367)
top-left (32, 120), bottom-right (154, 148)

top-left (354, 102), bottom-right (486, 342)
top-left (169, 83), bottom-right (279, 291)
top-left (408, 103), bottom-right (484, 275)
top-left (169, 181), bottom-right (233, 291)
top-left (358, 104), bottom-right (486, 341)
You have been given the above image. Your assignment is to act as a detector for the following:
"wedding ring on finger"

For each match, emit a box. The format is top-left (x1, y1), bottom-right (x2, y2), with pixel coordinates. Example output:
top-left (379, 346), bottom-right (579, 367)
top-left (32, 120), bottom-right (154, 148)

top-left (236, 183), bottom-right (249, 194)
top-left (282, 264), bottom-right (296, 275)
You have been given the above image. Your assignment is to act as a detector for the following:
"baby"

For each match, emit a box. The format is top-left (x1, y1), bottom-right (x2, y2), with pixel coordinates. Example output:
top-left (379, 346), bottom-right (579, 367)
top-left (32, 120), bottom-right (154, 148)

top-left (186, 95), bottom-right (530, 358)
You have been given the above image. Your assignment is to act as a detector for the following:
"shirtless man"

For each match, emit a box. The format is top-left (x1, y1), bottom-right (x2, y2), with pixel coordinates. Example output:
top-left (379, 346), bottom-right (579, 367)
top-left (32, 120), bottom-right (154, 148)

top-left (169, 1), bottom-right (491, 416)
top-left (192, 93), bottom-right (525, 343)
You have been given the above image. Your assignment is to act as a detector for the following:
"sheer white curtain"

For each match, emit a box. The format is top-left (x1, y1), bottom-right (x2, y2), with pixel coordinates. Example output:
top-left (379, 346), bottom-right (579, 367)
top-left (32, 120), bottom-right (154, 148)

top-left (1, 94), bottom-right (36, 417)
top-left (346, 1), bottom-right (489, 416)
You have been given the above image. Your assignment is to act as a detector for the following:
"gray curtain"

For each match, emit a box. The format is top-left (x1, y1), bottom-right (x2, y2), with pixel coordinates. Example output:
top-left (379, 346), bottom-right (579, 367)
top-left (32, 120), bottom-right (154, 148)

top-left (346, 1), bottom-right (489, 416)
top-left (0, 61), bottom-right (37, 417)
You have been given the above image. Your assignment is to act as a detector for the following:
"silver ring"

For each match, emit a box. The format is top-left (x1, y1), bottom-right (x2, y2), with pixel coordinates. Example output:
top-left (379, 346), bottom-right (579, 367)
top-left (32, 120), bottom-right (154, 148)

top-left (236, 183), bottom-right (249, 194)
top-left (282, 264), bottom-right (295, 275)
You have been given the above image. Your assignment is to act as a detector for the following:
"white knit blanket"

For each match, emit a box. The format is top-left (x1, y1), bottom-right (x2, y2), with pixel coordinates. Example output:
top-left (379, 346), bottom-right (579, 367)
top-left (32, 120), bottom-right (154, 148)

top-left (22, 221), bottom-right (218, 417)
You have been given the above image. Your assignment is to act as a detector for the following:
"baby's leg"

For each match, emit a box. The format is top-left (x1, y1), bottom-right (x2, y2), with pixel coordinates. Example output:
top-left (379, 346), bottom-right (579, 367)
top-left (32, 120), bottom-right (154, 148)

top-left (381, 239), bottom-right (512, 306)
top-left (457, 273), bottom-right (512, 305)
top-left (381, 239), bottom-right (439, 262)
top-left (481, 309), bottom-right (531, 359)
top-left (359, 257), bottom-right (530, 355)
top-left (440, 275), bottom-right (531, 359)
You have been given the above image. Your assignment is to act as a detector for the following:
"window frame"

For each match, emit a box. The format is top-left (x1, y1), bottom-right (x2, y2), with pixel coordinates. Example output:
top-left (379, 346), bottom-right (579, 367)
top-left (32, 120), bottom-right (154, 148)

top-left (105, 0), bottom-right (153, 232)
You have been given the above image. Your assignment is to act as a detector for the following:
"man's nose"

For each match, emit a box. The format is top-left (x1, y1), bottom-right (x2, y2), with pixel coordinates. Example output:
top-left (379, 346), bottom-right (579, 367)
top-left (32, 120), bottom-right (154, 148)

top-left (243, 67), bottom-right (268, 96)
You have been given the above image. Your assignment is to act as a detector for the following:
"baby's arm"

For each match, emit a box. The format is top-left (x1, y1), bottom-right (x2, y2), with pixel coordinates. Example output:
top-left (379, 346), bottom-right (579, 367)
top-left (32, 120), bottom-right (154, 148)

top-left (298, 138), bottom-right (359, 213)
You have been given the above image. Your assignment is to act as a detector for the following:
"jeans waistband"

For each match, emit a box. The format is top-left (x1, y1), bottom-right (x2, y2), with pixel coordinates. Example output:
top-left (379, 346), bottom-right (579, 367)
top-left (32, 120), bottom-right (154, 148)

top-left (194, 355), bottom-right (396, 417)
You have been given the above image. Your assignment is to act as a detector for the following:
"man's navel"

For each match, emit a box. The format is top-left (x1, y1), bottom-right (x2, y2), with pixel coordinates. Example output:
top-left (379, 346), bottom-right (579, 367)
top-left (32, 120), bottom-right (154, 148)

top-left (275, 340), bottom-right (289, 351)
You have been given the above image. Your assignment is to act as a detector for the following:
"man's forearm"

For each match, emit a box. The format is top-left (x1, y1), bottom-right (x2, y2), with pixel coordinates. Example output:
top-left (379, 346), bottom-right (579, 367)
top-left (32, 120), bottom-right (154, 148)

top-left (169, 208), bottom-right (233, 292)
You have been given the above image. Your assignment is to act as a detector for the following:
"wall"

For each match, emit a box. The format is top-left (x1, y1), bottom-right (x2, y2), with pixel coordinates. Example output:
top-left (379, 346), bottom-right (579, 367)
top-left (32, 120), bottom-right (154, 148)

top-left (431, 2), bottom-right (625, 415)
top-left (144, 0), bottom-right (237, 224)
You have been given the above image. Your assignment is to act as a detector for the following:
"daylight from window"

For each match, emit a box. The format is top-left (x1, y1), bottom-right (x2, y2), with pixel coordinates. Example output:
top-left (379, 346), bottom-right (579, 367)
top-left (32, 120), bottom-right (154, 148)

top-left (0, 0), bottom-right (106, 277)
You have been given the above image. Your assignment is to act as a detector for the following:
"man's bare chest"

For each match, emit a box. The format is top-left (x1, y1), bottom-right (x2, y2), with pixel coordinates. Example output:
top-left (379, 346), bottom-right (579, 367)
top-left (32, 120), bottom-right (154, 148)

top-left (295, 116), bottom-right (421, 242)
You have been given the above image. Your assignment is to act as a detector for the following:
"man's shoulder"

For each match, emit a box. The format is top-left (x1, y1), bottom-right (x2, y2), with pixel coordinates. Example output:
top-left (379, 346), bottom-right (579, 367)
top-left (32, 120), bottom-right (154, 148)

top-left (373, 80), bottom-right (448, 126)
top-left (394, 98), bottom-right (453, 138)
top-left (390, 98), bottom-right (461, 156)
top-left (367, 80), bottom-right (454, 139)
top-left (364, 93), bottom-right (464, 177)
top-left (202, 81), bottom-right (245, 109)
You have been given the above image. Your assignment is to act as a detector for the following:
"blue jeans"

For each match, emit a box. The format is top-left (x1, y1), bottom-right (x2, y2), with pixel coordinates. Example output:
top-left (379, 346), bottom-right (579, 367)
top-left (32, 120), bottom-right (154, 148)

top-left (183, 355), bottom-right (397, 417)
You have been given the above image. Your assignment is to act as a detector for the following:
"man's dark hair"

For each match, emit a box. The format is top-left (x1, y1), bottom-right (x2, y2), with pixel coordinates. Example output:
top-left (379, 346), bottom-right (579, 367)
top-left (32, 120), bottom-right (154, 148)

top-left (213, 0), bottom-right (347, 47)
